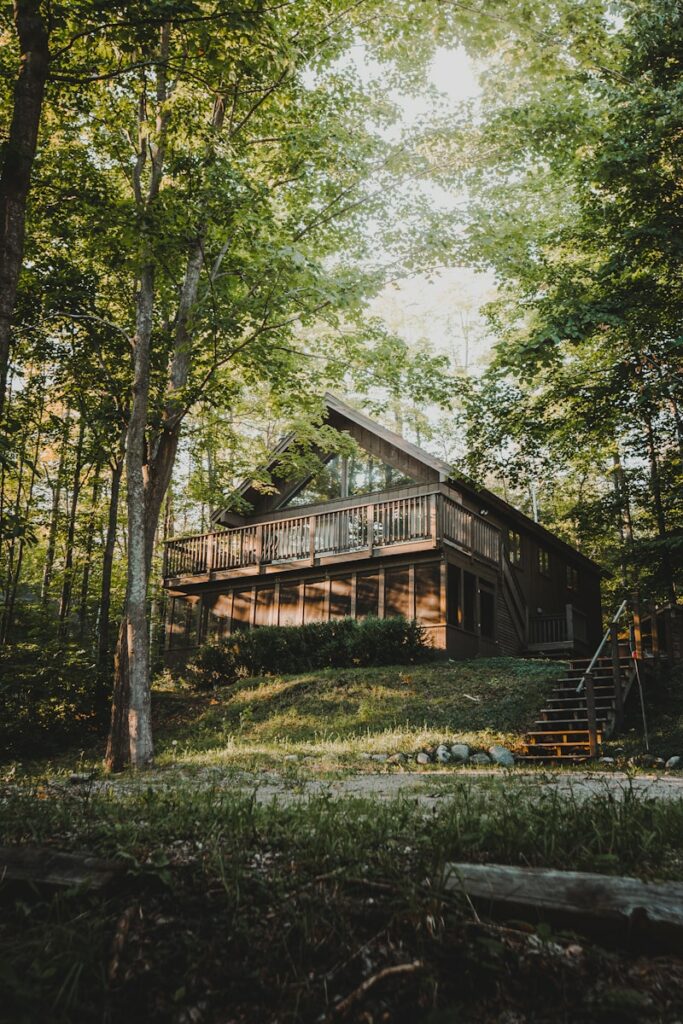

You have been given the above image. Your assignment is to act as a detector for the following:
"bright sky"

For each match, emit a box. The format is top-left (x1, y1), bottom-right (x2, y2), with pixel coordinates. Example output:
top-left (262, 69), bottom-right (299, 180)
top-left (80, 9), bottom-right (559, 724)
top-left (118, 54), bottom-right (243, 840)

top-left (369, 46), bottom-right (497, 371)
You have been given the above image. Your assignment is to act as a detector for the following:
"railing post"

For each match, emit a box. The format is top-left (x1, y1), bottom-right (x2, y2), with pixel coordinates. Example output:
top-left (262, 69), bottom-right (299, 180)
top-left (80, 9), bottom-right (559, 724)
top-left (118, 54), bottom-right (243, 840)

top-left (430, 493), bottom-right (438, 546)
top-left (162, 543), bottom-right (169, 578)
top-left (367, 503), bottom-right (374, 555)
top-left (255, 524), bottom-right (263, 569)
top-left (584, 670), bottom-right (599, 758)
top-left (206, 533), bottom-right (214, 575)
top-left (309, 515), bottom-right (316, 565)
top-left (611, 621), bottom-right (623, 731)
top-left (565, 603), bottom-right (574, 649)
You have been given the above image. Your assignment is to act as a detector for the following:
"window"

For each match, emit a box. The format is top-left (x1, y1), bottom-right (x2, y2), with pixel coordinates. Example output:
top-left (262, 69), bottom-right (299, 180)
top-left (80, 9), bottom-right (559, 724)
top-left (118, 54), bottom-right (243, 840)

top-left (508, 530), bottom-right (522, 566)
top-left (566, 565), bottom-right (579, 590)
top-left (285, 454), bottom-right (343, 507)
top-left (282, 451), bottom-right (416, 509)
top-left (537, 548), bottom-right (550, 575)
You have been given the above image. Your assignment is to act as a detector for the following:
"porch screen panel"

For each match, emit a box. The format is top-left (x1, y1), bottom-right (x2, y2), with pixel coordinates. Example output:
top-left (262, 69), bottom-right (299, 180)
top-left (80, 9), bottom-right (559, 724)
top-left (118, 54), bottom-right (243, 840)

top-left (254, 587), bottom-right (275, 627)
top-left (446, 565), bottom-right (462, 626)
top-left (356, 572), bottom-right (379, 618)
top-left (168, 596), bottom-right (190, 648)
top-left (416, 563), bottom-right (441, 625)
top-left (329, 577), bottom-right (352, 618)
top-left (207, 593), bottom-right (232, 641)
top-left (385, 567), bottom-right (410, 619)
top-left (304, 580), bottom-right (327, 622)
top-left (480, 582), bottom-right (495, 639)
top-left (231, 589), bottom-right (252, 632)
top-left (463, 571), bottom-right (476, 632)
top-left (279, 582), bottom-right (301, 626)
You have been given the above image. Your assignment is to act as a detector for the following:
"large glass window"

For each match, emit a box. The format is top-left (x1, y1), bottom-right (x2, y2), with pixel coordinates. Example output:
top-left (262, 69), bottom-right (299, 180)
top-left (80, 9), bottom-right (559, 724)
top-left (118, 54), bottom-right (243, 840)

top-left (282, 451), bottom-right (416, 509)
top-left (285, 454), bottom-right (344, 507)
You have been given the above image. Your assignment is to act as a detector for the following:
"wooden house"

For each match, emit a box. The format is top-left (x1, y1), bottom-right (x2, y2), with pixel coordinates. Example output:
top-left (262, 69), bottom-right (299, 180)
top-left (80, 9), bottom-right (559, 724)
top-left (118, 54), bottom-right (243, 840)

top-left (163, 394), bottom-right (603, 665)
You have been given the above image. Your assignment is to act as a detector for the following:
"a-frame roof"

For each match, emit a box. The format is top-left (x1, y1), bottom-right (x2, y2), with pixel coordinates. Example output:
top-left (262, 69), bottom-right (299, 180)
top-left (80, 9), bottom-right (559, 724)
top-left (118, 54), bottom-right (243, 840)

top-left (212, 392), bottom-right (603, 573)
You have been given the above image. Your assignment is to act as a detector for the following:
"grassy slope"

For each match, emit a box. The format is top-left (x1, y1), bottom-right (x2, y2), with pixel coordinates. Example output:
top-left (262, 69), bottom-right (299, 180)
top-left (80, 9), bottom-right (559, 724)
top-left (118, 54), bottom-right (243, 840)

top-left (152, 657), bottom-right (563, 772)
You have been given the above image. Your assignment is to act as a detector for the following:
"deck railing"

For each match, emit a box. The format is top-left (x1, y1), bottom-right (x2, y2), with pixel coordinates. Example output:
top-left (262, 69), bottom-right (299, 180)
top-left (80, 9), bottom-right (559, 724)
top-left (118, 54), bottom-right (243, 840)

top-left (528, 604), bottom-right (588, 650)
top-left (163, 491), bottom-right (500, 579)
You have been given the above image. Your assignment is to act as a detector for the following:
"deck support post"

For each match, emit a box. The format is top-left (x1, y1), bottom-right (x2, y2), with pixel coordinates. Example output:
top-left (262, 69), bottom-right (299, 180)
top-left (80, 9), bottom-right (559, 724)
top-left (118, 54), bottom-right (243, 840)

top-left (631, 594), bottom-right (643, 659)
top-left (610, 622), bottom-right (623, 732)
top-left (584, 670), bottom-right (599, 758)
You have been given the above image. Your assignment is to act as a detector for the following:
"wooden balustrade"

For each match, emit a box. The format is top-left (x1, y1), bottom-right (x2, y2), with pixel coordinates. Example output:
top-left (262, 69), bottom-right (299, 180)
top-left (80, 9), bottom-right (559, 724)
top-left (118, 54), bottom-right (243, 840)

top-left (163, 491), bottom-right (501, 579)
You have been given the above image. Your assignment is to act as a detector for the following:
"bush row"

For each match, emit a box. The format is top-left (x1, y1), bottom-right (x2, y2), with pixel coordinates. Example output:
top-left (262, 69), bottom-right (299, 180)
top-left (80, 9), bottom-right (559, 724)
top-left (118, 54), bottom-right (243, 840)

top-left (187, 616), bottom-right (432, 688)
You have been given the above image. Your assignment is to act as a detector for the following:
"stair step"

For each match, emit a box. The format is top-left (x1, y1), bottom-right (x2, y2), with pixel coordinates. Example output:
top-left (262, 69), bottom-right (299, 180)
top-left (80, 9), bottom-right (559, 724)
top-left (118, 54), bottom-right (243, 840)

top-left (523, 741), bottom-right (599, 749)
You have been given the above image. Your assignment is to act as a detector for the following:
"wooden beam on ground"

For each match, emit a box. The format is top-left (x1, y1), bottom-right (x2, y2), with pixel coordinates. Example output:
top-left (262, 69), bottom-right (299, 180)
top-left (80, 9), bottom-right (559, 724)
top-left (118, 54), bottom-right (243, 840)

top-left (0, 845), bottom-right (122, 894)
top-left (443, 862), bottom-right (683, 951)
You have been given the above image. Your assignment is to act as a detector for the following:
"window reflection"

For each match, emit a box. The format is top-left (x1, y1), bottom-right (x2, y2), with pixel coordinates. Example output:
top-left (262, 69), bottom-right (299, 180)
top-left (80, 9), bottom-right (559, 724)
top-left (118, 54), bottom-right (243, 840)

top-left (283, 452), bottom-right (415, 509)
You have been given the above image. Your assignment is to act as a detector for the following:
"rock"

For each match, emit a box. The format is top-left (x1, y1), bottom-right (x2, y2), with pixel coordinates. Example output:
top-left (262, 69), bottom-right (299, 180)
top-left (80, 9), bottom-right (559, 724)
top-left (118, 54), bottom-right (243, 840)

top-left (639, 754), bottom-right (657, 768)
top-left (450, 743), bottom-right (470, 763)
top-left (435, 745), bottom-right (451, 764)
top-left (416, 752), bottom-right (431, 765)
top-left (488, 745), bottom-right (515, 768)
top-left (283, 754), bottom-right (299, 762)
top-left (387, 753), bottom-right (406, 765)
top-left (598, 757), bottom-right (615, 765)
top-left (369, 753), bottom-right (388, 763)
top-left (469, 752), bottom-right (491, 766)
top-left (665, 756), bottom-right (681, 770)
top-left (654, 757), bottom-right (666, 769)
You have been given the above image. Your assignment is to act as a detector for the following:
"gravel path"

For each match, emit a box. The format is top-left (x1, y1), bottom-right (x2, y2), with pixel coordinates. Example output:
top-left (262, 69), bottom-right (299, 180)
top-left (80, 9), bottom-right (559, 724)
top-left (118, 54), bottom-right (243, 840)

top-left (50, 766), bottom-right (683, 807)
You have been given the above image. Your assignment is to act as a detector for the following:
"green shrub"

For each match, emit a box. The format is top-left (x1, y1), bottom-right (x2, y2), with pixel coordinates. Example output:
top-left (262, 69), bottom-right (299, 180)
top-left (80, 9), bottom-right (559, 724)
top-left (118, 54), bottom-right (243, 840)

top-left (187, 616), bottom-right (432, 689)
top-left (0, 642), bottom-right (101, 761)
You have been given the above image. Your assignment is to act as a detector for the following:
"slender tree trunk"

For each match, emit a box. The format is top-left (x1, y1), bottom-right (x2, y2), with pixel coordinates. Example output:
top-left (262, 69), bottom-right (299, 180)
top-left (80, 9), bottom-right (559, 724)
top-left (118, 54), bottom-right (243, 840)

top-left (58, 416), bottom-right (85, 637)
top-left (0, 0), bottom-right (49, 420)
top-left (97, 448), bottom-right (124, 674)
top-left (2, 388), bottom-right (43, 640)
top-left (643, 411), bottom-right (675, 604)
top-left (78, 466), bottom-right (101, 637)
top-left (41, 414), bottom-right (69, 605)
top-left (106, 48), bottom-right (225, 769)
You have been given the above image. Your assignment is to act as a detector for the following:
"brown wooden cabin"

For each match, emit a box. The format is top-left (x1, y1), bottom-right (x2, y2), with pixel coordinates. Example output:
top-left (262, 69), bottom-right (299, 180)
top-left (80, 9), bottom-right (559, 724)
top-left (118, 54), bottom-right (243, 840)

top-left (163, 394), bottom-right (603, 667)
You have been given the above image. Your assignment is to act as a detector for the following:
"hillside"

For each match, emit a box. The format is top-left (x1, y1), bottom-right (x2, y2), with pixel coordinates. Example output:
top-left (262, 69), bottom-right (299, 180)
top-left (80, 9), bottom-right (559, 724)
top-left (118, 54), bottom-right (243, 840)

top-left (152, 657), bottom-right (563, 772)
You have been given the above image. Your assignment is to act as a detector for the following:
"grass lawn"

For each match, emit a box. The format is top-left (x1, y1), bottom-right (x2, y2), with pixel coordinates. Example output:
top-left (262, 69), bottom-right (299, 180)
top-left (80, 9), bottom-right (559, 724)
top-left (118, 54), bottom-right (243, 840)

top-left (3, 658), bottom-right (683, 1022)
top-left (147, 656), bottom-right (563, 775)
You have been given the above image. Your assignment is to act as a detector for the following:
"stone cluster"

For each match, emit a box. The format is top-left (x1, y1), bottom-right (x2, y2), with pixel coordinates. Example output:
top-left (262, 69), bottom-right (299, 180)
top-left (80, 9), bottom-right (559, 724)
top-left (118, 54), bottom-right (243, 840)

top-left (365, 743), bottom-right (516, 768)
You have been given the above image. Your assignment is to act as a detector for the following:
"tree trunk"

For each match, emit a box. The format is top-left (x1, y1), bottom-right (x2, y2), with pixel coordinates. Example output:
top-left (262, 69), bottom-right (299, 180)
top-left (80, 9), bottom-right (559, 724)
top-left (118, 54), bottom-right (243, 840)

top-left (41, 414), bottom-right (69, 605)
top-left (78, 466), bottom-right (101, 637)
top-left (97, 448), bottom-right (124, 674)
top-left (643, 411), bottom-right (675, 604)
top-left (58, 416), bottom-right (85, 637)
top-left (0, 0), bottom-right (49, 420)
top-left (105, 48), bottom-right (223, 769)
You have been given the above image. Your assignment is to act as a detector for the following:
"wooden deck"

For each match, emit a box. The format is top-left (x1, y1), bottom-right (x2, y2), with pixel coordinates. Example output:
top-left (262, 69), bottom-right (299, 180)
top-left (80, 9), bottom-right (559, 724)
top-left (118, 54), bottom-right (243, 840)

top-left (163, 490), bottom-right (501, 584)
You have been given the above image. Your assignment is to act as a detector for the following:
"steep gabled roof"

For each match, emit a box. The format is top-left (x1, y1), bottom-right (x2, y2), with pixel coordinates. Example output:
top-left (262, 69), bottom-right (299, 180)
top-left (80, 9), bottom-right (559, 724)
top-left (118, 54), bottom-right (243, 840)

top-left (211, 393), bottom-right (603, 574)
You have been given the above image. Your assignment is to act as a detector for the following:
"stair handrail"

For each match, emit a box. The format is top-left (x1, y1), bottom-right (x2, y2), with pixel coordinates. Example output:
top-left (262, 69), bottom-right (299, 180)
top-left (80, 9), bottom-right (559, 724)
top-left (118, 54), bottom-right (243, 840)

top-left (576, 600), bottom-right (628, 695)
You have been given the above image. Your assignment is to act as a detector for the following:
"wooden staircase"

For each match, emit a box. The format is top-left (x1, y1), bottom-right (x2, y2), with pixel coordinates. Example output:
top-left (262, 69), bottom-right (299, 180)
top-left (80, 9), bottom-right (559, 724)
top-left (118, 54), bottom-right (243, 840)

top-left (520, 655), bottom-right (636, 762)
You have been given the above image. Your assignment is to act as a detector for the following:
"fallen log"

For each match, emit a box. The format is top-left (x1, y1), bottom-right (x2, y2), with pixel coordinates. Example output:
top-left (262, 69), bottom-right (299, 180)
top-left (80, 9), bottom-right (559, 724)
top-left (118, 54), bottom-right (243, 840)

top-left (0, 845), bottom-right (122, 894)
top-left (443, 862), bottom-right (683, 951)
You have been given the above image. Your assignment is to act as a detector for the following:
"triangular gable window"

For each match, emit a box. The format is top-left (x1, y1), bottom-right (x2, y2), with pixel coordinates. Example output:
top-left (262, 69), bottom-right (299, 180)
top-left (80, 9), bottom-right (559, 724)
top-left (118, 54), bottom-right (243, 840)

top-left (282, 452), bottom-right (416, 509)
